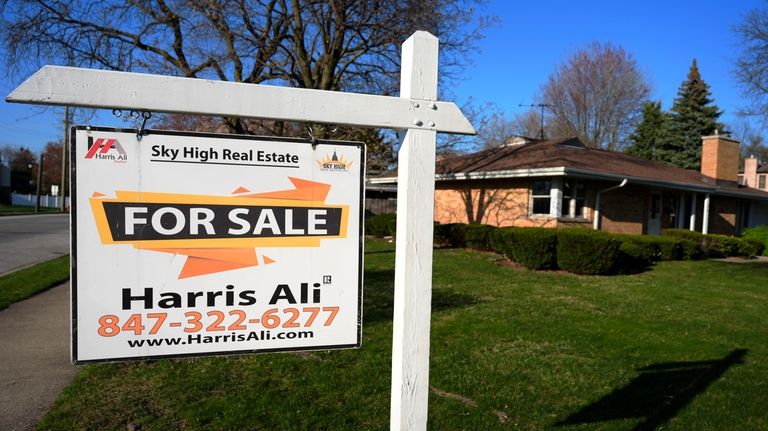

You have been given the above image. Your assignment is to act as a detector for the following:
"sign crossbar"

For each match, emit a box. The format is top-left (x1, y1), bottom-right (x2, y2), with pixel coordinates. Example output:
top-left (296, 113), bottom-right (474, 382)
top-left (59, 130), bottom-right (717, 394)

top-left (7, 65), bottom-right (474, 135)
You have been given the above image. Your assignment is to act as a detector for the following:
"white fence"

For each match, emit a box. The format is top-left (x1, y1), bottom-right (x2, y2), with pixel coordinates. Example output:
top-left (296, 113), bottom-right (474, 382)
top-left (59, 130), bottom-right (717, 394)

top-left (11, 193), bottom-right (70, 209)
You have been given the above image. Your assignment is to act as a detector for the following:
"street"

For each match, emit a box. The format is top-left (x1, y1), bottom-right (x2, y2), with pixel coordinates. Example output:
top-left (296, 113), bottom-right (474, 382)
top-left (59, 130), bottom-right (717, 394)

top-left (0, 214), bottom-right (69, 275)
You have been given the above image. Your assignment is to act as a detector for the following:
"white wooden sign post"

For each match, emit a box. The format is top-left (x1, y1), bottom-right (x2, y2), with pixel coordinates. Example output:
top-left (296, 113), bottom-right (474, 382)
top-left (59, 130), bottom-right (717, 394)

top-left (390, 33), bottom-right (438, 430)
top-left (7, 31), bottom-right (474, 430)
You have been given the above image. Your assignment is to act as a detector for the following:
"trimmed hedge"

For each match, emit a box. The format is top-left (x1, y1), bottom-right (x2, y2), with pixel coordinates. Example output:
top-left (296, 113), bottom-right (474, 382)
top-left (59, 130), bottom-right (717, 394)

top-left (489, 227), bottom-right (558, 270)
top-left (662, 229), bottom-right (757, 258)
top-left (556, 229), bottom-right (622, 275)
top-left (745, 239), bottom-right (766, 257)
top-left (433, 223), bottom-right (495, 249)
top-left (364, 213), bottom-right (397, 237)
top-left (463, 224), bottom-right (496, 251)
top-left (615, 236), bottom-right (656, 274)
top-left (371, 219), bottom-right (761, 276)
top-left (743, 226), bottom-right (768, 256)
top-left (434, 223), bottom-right (468, 248)
top-left (615, 235), bottom-right (698, 261)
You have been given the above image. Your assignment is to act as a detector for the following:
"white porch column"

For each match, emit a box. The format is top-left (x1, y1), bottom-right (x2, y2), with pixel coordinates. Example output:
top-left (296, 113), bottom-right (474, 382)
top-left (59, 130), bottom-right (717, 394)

top-left (702, 193), bottom-right (711, 234)
top-left (551, 178), bottom-right (563, 217)
top-left (689, 193), bottom-right (697, 232)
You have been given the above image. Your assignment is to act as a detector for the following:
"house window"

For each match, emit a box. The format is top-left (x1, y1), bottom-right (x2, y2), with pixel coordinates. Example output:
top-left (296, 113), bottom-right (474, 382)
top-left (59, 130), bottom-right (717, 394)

top-left (531, 180), bottom-right (552, 215)
top-left (563, 179), bottom-right (587, 218)
top-left (760, 175), bottom-right (766, 190)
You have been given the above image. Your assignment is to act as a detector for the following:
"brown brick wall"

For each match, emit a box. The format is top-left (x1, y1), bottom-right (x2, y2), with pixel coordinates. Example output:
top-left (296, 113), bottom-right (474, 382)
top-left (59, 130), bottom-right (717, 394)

top-left (434, 179), bottom-right (556, 228)
top-left (598, 186), bottom-right (646, 235)
top-left (432, 179), bottom-right (741, 237)
top-left (708, 196), bottom-right (738, 235)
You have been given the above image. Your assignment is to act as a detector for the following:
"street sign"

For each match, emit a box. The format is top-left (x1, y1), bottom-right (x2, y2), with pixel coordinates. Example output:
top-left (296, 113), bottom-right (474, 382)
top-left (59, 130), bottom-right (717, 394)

top-left (72, 127), bottom-right (364, 363)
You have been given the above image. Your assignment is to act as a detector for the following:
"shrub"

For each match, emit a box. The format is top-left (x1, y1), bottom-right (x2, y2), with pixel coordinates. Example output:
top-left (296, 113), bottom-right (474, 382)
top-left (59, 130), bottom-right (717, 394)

top-left (463, 224), bottom-right (496, 250)
top-left (615, 235), bottom-right (659, 259)
top-left (364, 213), bottom-right (397, 237)
top-left (490, 227), bottom-right (558, 270)
top-left (706, 234), bottom-right (749, 258)
top-left (745, 239), bottom-right (766, 257)
top-left (678, 239), bottom-right (704, 260)
top-left (655, 237), bottom-right (691, 260)
top-left (557, 229), bottom-right (621, 275)
top-left (662, 229), bottom-right (705, 245)
top-left (662, 229), bottom-right (754, 258)
top-left (663, 229), bottom-right (712, 258)
top-left (743, 226), bottom-right (768, 256)
top-left (434, 223), bottom-right (468, 248)
top-left (613, 234), bottom-right (697, 272)
top-left (616, 239), bottom-right (654, 274)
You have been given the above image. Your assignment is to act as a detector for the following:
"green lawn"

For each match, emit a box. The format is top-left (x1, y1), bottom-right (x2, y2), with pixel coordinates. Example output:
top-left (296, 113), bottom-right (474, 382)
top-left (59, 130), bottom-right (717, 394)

top-left (0, 204), bottom-right (62, 215)
top-left (0, 255), bottom-right (70, 310)
top-left (37, 239), bottom-right (768, 430)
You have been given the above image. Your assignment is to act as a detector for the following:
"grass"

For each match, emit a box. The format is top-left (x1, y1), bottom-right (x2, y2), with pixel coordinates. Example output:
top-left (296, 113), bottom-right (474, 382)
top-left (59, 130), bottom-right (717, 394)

top-left (0, 204), bottom-right (62, 215)
top-left (0, 255), bottom-right (70, 310)
top-left (37, 239), bottom-right (768, 430)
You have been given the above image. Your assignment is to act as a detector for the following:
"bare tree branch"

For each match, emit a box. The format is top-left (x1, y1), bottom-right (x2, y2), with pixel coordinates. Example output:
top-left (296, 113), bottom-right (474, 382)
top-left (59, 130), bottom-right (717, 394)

top-left (540, 42), bottom-right (650, 151)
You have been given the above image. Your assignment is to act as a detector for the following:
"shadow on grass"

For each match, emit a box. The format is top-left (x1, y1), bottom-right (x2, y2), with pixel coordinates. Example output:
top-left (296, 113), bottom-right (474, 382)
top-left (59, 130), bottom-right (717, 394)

top-left (363, 269), bottom-right (481, 324)
top-left (364, 249), bottom-right (396, 255)
top-left (555, 348), bottom-right (747, 431)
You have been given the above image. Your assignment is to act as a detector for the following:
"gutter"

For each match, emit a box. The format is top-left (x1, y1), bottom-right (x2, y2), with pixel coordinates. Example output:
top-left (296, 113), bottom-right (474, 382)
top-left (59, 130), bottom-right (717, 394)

top-left (593, 179), bottom-right (628, 230)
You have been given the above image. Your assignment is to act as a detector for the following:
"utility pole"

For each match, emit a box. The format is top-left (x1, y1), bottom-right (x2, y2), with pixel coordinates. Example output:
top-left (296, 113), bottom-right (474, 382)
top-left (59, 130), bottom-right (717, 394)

top-left (34, 153), bottom-right (43, 213)
top-left (61, 106), bottom-right (70, 212)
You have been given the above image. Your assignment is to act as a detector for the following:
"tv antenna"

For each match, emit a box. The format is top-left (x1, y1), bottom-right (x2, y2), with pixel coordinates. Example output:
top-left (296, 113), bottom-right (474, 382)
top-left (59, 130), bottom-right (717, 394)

top-left (518, 103), bottom-right (552, 140)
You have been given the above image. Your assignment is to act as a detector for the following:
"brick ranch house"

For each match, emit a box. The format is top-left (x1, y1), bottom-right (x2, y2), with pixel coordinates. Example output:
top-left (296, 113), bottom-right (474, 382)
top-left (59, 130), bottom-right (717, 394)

top-left (369, 134), bottom-right (768, 235)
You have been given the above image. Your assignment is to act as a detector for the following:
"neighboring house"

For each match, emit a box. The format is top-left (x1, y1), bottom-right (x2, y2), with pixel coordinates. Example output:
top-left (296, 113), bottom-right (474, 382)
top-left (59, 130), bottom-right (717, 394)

top-left (739, 156), bottom-right (768, 191)
top-left (370, 134), bottom-right (768, 236)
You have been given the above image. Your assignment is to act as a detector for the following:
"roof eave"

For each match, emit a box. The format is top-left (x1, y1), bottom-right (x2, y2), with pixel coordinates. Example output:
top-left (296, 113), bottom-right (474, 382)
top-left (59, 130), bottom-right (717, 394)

top-left (370, 166), bottom-right (768, 201)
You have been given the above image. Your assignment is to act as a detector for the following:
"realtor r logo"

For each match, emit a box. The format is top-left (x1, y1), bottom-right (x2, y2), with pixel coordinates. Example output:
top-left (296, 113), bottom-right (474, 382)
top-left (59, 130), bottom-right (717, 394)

top-left (85, 137), bottom-right (128, 161)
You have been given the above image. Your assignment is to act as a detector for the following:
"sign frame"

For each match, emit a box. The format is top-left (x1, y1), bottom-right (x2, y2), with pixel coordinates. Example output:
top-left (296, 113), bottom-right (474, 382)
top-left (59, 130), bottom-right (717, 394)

top-left (9, 31), bottom-right (473, 430)
top-left (70, 125), bottom-right (366, 364)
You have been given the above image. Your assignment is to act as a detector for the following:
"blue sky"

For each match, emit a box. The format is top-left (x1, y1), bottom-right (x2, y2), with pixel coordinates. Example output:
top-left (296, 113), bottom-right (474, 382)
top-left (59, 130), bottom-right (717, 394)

top-left (451, 0), bottom-right (765, 131)
top-left (1, 0), bottom-right (765, 154)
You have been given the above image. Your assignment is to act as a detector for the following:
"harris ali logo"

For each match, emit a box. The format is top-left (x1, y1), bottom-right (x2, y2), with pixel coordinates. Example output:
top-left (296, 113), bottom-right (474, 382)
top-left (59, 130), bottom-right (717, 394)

top-left (85, 136), bottom-right (127, 162)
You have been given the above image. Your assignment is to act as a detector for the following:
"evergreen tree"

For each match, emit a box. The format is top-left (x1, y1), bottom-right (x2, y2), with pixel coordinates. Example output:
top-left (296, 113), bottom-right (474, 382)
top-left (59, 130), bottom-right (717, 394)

top-left (666, 59), bottom-right (724, 169)
top-left (625, 101), bottom-right (671, 160)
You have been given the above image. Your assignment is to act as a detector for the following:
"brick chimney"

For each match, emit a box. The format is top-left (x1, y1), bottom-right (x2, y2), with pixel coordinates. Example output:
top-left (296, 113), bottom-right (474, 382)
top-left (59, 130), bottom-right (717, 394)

top-left (701, 133), bottom-right (740, 183)
top-left (744, 156), bottom-right (759, 188)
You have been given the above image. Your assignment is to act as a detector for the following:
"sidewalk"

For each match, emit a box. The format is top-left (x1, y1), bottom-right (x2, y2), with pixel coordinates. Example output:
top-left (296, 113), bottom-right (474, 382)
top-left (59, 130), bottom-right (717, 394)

top-left (0, 283), bottom-right (76, 431)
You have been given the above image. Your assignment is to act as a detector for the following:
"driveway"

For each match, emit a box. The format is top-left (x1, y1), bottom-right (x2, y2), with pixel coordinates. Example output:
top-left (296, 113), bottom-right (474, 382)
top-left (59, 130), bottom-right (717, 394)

top-left (0, 214), bottom-right (69, 274)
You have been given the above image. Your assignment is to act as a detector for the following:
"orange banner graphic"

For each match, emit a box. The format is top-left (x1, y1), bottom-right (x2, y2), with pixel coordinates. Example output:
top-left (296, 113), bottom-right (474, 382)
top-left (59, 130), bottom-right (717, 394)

top-left (89, 177), bottom-right (349, 279)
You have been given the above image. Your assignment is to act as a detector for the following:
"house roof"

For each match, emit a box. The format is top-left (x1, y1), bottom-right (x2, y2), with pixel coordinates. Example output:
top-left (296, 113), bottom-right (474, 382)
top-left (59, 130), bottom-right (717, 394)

top-left (371, 137), bottom-right (768, 201)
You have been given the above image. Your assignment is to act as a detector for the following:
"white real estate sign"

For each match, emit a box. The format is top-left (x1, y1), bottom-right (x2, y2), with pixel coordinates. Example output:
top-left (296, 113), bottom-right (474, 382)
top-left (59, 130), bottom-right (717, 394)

top-left (72, 127), bottom-right (364, 363)
top-left (10, 31), bottom-right (475, 429)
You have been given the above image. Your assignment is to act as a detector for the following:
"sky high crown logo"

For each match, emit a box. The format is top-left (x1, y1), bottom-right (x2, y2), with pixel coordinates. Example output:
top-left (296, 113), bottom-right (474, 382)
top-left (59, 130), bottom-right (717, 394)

top-left (317, 150), bottom-right (353, 172)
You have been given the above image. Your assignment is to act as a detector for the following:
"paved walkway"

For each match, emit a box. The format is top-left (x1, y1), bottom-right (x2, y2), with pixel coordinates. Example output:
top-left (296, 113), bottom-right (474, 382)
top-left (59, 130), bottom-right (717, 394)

top-left (712, 255), bottom-right (768, 264)
top-left (0, 283), bottom-right (76, 431)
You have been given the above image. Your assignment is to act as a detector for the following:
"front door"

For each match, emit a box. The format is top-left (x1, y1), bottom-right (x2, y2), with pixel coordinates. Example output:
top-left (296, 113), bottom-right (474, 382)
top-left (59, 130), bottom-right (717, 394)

top-left (648, 192), bottom-right (662, 235)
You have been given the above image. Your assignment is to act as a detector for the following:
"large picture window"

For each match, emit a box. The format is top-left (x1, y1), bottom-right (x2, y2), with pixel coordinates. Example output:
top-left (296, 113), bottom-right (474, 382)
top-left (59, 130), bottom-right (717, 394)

top-left (531, 180), bottom-right (552, 215)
